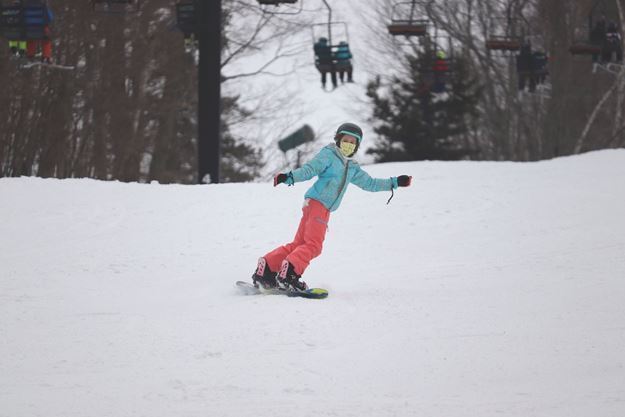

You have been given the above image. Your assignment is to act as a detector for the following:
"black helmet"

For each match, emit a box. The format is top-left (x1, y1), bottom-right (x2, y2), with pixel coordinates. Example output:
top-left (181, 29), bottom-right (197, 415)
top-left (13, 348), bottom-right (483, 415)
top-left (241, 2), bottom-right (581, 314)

top-left (335, 122), bottom-right (362, 143)
top-left (334, 122), bottom-right (363, 156)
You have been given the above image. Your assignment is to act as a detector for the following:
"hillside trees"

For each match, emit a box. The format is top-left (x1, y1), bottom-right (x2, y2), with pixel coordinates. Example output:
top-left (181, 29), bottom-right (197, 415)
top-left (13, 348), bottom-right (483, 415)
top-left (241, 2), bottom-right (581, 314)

top-left (366, 52), bottom-right (481, 161)
top-left (0, 0), bottom-right (303, 182)
top-left (366, 0), bottom-right (625, 162)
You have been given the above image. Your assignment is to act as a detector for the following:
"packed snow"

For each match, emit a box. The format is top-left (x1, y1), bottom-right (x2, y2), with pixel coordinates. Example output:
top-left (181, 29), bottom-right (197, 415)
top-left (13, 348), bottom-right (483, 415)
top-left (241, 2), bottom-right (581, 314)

top-left (1, 150), bottom-right (625, 417)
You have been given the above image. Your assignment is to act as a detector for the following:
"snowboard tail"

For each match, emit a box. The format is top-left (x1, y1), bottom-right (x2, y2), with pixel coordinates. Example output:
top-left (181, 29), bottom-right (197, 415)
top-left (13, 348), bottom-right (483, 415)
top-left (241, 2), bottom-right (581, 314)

top-left (235, 281), bottom-right (328, 299)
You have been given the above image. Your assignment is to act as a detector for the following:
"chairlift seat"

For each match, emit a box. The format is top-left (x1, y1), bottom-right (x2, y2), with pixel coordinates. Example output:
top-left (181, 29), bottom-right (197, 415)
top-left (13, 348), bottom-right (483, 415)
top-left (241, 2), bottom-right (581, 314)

top-left (486, 37), bottom-right (521, 51)
top-left (335, 61), bottom-right (352, 70)
top-left (387, 20), bottom-right (428, 37)
top-left (315, 63), bottom-right (333, 72)
top-left (258, 0), bottom-right (298, 4)
top-left (569, 42), bottom-right (601, 55)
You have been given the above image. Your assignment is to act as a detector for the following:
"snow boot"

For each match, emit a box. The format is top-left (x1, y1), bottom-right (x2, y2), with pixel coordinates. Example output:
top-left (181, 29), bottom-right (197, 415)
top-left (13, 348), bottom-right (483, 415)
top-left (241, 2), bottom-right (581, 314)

top-left (251, 257), bottom-right (277, 289)
top-left (277, 260), bottom-right (308, 291)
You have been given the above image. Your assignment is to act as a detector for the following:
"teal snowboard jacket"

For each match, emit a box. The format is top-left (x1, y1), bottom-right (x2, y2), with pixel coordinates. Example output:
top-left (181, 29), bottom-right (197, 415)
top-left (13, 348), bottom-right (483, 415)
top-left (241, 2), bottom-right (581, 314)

top-left (285, 144), bottom-right (399, 212)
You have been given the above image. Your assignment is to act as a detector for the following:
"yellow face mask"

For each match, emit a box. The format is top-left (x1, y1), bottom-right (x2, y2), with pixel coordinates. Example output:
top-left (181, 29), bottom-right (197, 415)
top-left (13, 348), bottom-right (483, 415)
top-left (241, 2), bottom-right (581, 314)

top-left (339, 141), bottom-right (357, 157)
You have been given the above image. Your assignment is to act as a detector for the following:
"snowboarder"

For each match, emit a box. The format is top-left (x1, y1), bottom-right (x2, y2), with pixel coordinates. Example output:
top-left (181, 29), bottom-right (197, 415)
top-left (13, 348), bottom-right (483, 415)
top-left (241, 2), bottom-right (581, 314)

top-left (251, 122), bottom-right (412, 291)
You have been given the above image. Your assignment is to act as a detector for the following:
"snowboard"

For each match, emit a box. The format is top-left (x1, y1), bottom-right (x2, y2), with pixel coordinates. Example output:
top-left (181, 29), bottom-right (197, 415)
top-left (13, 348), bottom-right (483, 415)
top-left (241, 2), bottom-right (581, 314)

top-left (235, 281), bottom-right (328, 299)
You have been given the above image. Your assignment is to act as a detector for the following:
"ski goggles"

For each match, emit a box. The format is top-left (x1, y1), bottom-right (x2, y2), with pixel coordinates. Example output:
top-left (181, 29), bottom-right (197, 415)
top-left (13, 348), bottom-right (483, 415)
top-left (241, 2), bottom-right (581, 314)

top-left (337, 130), bottom-right (361, 142)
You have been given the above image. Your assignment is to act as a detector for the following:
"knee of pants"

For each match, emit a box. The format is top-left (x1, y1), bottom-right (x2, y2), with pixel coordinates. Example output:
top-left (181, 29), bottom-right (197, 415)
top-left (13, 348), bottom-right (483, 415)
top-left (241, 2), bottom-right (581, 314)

top-left (311, 242), bottom-right (323, 258)
top-left (304, 235), bottom-right (325, 258)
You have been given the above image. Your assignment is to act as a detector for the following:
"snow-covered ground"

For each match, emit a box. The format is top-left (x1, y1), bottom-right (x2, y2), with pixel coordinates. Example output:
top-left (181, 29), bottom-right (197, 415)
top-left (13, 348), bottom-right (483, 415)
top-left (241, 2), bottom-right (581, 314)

top-left (1, 150), bottom-right (625, 417)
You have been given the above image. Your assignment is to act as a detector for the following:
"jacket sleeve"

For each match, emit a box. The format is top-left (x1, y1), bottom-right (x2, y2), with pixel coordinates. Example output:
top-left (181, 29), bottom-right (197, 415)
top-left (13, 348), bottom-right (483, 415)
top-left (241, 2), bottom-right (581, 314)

top-left (289, 149), bottom-right (332, 184)
top-left (351, 165), bottom-right (397, 192)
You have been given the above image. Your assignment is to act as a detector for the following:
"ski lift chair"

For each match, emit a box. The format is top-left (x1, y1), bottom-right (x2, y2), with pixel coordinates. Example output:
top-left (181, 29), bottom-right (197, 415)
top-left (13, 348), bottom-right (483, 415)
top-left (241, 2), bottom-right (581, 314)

top-left (486, 36), bottom-right (522, 52)
top-left (485, 15), bottom-right (526, 52)
top-left (311, 21), bottom-right (350, 51)
top-left (569, 17), bottom-right (602, 57)
top-left (568, 0), bottom-right (615, 59)
top-left (388, 19), bottom-right (428, 37)
top-left (257, 0), bottom-right (298, 4)
top-left (569, 42), bottom-right (601, 56)
top-left (388, 1), bottom-right (429, 37)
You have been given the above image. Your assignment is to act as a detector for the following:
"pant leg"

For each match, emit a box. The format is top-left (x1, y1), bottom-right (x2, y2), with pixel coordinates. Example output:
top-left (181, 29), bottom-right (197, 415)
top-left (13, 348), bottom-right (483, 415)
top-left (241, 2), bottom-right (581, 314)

top-left (264, 202), bottom-right (310, 273)
top-left (285, 199), bottom-right (330, 276)
top-left (518, 73), bottom-right (526, 91)
top-left (26, 41), bottom-right (38, 58)
top-left (42, 40), bottom-right (52, 60)
top-left (529, 75), bottom-right (537, 92)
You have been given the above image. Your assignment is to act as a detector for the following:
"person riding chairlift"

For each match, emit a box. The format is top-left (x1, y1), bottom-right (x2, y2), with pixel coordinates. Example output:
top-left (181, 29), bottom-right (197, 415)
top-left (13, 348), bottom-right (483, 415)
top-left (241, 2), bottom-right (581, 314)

top-left (334, 41), bottom-right (354, 84)
top-left (603, 21), bottom-right (623, 64)
top-left (314, 37), bottom-right (337, 90)
top-left (23, 0), bottom-right (53, 64)
top-left (431, 50), bottom-right (449, 93)
top-left (517, 41), bottom-right (537, 93)
top-left (590, 17), bottom-right (606, 64)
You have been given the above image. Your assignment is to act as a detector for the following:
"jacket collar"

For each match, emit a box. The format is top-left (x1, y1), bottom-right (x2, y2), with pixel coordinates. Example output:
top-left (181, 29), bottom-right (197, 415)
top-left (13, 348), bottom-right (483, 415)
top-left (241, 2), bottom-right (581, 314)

top-left (326, 143), bottom-right (354, 162)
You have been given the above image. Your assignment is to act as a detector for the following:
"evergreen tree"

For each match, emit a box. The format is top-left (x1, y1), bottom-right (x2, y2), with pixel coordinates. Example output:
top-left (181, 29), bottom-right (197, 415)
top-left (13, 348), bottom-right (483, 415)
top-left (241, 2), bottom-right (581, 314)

top-left (220, 96), bottom-right (263, 183)
top-left (218, 2), bottom-right (264, 183)
top-left (366, 50), bottom-right (482, 162)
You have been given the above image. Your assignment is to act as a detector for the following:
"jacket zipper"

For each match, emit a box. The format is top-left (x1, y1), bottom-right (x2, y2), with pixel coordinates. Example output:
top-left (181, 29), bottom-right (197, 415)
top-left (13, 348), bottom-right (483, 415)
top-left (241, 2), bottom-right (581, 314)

top-left (330, 159), bottom-right (350, 209)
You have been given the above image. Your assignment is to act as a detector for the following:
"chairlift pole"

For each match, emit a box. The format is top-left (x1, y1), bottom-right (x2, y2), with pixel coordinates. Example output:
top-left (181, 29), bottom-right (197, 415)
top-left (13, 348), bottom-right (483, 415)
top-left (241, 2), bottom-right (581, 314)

top-left (197, 0), bottom-right (221, 184)
top-left (322, 0), bottom-right (332, 45)
top-left (409, 0), bottom-right (416, 22)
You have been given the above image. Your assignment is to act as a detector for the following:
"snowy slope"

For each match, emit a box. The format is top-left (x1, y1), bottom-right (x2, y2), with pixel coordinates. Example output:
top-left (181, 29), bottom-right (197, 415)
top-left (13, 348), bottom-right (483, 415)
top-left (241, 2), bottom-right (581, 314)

top-left (1, 151), bottom-right (625, 417)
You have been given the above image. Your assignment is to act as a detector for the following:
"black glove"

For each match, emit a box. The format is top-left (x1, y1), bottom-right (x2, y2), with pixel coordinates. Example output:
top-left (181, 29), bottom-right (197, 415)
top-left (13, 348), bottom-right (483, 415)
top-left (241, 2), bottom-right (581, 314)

top-left (273, 173), bottom-right (293, 187)
top-left (397, 175), bottom-right (412, 187)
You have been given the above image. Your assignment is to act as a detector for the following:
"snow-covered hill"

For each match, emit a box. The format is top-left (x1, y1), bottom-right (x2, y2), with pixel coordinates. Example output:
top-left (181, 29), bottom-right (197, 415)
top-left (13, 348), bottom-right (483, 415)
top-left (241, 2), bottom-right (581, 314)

top-left (1, 150), bottom-right (625, 417)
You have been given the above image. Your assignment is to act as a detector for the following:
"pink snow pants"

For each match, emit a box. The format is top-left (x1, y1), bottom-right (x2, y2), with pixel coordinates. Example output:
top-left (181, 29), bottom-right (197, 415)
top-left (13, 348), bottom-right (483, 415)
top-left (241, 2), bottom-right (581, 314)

top-left (264, 198), bottom-right (330, 276)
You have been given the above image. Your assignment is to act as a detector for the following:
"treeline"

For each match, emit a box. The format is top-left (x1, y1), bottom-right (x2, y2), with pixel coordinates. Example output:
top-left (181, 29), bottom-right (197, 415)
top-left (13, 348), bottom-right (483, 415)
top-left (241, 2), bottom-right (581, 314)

top-left (0, 0), bottom-right (268, 183)
top-left (366, 0), bottom-right (625, 162)
top-left (1, 0), bottom-right (624, 183)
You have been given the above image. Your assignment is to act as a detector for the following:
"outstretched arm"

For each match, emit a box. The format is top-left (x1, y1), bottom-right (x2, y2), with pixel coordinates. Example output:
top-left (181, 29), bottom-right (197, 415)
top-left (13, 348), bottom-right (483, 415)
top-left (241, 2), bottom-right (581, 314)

top-left (350, 165), bottom-right (396, 192)
top-left (351, 167), bottom-right (412, 192)
top-left (274, 148), bottom-right (331, 186)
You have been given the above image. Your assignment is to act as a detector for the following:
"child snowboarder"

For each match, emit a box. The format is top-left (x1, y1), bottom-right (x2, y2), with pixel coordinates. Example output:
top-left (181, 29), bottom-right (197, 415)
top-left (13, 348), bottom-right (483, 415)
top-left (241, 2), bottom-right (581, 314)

top-left (251, 122), bottom-right (412, 291)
